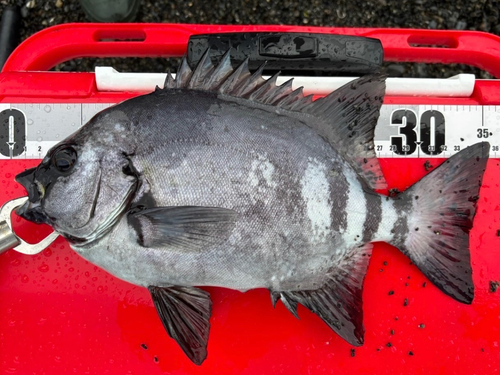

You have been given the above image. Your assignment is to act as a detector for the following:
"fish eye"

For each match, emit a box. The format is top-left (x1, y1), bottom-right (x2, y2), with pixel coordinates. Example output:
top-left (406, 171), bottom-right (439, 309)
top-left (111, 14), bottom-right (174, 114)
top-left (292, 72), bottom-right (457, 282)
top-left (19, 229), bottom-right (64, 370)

top-left (52, 146), bottom-right (77, 173)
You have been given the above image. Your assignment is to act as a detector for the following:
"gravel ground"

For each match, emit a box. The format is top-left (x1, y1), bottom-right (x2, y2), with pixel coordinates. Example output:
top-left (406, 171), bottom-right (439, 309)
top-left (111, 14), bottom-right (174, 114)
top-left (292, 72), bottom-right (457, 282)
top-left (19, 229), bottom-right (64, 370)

top-left (0, 0), bottom-right (499, 77)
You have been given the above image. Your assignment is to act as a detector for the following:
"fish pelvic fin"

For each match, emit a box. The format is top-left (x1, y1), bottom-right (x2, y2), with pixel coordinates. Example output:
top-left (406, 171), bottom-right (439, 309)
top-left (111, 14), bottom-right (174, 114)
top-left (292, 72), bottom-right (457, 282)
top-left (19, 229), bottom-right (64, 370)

top-left (148, 285), bottom-right (212, 365)
top-left (390, 142), bottom-right (490, 304)
top-left (272, 243), bottom-right (373, 346)
top-left (163, 50), bottom-right (387, 191)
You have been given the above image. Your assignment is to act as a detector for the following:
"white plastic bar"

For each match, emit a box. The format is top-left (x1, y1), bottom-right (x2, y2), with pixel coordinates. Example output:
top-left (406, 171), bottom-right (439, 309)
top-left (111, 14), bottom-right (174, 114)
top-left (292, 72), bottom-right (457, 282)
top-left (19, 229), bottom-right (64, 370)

top-left (95, 67), bottom-right (476, 97)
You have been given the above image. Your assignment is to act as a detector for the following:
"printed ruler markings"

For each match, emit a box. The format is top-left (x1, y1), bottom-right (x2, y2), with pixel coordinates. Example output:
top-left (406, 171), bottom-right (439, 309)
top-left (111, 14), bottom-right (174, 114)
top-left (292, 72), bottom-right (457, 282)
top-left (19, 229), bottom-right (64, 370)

top-left (0, 103), bottom-right (499, 159)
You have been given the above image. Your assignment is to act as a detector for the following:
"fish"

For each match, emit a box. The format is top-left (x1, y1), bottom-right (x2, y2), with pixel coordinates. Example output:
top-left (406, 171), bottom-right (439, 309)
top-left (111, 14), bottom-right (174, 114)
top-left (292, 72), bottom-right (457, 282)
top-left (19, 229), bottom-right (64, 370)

top-left (15, 50), bottom-right (489, 365)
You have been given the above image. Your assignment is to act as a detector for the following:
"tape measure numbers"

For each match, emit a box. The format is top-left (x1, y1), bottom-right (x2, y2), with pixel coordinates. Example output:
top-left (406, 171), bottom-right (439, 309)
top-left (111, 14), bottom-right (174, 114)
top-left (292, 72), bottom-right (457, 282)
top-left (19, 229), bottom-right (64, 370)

top-left (0, 103), bottom-right (113, 159)
top-left (0, 103), bottom-right (499, 160)
top-left (374, 105), bottom-right (500, 158)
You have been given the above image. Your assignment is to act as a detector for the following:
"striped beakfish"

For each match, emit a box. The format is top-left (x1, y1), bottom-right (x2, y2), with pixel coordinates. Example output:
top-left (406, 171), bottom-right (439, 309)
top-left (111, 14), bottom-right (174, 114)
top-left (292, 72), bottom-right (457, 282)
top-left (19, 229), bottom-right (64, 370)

top-left (15, 51), bottom-right (489, 364)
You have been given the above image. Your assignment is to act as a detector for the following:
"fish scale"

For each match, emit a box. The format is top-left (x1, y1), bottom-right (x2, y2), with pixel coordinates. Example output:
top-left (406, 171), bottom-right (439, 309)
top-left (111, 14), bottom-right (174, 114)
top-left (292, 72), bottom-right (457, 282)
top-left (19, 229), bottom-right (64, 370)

top-left (98, 91), bottom-right (359, 291)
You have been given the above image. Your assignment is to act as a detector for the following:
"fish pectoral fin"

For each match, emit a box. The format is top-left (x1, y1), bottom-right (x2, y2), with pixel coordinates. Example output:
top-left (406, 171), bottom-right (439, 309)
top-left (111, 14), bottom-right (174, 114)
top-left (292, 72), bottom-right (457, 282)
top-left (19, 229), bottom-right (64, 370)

top-left (148, 285), bottom-right (212, 365)
top-left (272, 243), bottom-right (373, 346)
top-left (128, 206), bottom-right (238, 251)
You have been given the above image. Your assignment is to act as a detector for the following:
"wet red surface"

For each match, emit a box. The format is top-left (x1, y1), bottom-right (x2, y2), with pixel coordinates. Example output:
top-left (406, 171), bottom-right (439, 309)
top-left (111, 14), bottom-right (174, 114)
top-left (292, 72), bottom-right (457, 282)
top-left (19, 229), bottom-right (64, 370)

top-left (1, 157), bottom-right (499, 374)
top-left (2, 22), bottom-right (500, 375)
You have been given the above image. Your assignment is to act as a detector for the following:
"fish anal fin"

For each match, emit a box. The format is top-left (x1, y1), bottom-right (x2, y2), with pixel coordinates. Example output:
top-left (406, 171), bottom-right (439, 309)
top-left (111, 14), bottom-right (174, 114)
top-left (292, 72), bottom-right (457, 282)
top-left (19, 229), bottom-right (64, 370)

top-left (274, 243), bottom-right (373, 346)
top-left (148, 285), bottom-right (212, 365)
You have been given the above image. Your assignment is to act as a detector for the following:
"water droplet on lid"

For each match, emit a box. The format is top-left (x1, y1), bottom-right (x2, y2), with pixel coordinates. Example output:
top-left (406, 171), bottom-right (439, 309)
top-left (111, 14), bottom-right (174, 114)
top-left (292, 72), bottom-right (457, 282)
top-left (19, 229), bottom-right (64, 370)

top-left (67, 105), bottom-right (71, 110)
top-left (44, 105), bottom-right (51, 113)
top-left (38, 263), bottom-right (49, 272)
top-left (37, 137), bottom-right (43, 142)
top-left (27, 119), bottom-right (33, 125)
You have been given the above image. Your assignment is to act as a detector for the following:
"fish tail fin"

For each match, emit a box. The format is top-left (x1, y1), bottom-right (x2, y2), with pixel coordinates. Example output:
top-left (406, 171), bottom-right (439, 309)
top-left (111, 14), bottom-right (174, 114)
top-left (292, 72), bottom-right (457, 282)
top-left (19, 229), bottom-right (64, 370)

top-left (391, 142), bottom-right (490, 304)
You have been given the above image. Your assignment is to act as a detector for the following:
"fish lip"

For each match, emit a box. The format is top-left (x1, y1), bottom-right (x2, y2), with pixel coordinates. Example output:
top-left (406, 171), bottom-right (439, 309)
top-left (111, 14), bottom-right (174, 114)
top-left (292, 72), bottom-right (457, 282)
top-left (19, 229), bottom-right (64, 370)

top-left (15, 167), bottom-right (50, 224)
top-left (15, 167), bottom-right (42, 202)
top-left (15, 200), bottom-right (50, 224)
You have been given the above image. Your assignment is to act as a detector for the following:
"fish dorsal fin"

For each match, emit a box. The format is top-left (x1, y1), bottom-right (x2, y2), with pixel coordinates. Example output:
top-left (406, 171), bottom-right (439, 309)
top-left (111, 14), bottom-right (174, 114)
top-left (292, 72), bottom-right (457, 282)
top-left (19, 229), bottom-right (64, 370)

top-left (303, 75), bottom-right (387, 190)
top-left (164, 51), bottom-right (387, 190)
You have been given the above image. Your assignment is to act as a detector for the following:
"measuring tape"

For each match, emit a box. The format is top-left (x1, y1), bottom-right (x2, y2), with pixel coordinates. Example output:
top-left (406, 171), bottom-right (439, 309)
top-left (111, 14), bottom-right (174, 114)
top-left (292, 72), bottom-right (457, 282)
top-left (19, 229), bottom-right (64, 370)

top-left (0, 103), bottom-right (499, 160)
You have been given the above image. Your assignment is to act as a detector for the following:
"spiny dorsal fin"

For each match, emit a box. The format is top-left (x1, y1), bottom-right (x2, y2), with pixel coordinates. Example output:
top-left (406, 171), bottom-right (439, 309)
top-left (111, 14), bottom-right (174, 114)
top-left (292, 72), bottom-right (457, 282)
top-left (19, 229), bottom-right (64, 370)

top-left (163, 50), bottom-right (387, 190)
top-left (304, 74), bottom-right (388, 190)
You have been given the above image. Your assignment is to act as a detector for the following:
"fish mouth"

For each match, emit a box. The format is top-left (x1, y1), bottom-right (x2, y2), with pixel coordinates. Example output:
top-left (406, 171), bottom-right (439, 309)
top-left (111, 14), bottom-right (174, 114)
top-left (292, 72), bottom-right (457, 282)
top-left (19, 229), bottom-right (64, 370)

top-left (15, 167), bottom-right (50, 224)
top-left (16, 200), bottom-right (50, 224)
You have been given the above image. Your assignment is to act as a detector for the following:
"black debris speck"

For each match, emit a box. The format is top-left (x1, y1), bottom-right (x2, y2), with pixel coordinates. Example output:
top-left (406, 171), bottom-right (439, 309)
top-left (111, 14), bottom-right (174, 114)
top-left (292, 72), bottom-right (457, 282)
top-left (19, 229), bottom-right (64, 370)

top-left (141, 343), bottom-right (148, 350)
top-left (423, 282), bottom-right (427, 288)
top-left (405, 282), bottom-right (409, 287)
top-left (460, 138), bottom-right (465, 141)
top-left (489, 280), bottom-right (499, 293)
top-left (403, 298), bottom-right (409, 306)
top-left (409, 351), bottom-right (414, 356)
top-left (389, 188), bottom-right (401, 198)
top-left (388, 290), bottom-right (395, 295)
top-left (351, 348), bottom-right (356, 357)
top-left (153, 356), bottom-right (159, 363)
top-left (424, 160), bottom-right (434, 172)
top-left (383, 261), bottom-right (388, 266)
top-left (497, 230), bottom-right (500, 237)
top-left (386, 342), bottom-right (392, 348)
top-left (390, 329), bottom-right (395, 335)
top-left (418, 323), bottom-right (425, 329)
top-left (481, 348), bottom-right (485, 352)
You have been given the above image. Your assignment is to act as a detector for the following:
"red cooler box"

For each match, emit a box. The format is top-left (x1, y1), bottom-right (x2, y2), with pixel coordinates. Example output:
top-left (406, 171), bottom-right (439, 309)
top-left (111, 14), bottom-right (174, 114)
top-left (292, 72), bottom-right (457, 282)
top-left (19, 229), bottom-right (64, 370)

top-left (1, 24), bottom-right (500, 374)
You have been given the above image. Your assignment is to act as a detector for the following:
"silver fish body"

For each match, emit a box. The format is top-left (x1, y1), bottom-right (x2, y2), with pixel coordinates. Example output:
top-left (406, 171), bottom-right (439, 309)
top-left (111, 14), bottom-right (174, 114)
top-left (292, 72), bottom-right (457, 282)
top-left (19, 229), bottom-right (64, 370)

top-left (73, 90), bottom-right (394, 291)
top-left (15, 52), bottom-right (489, 365)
